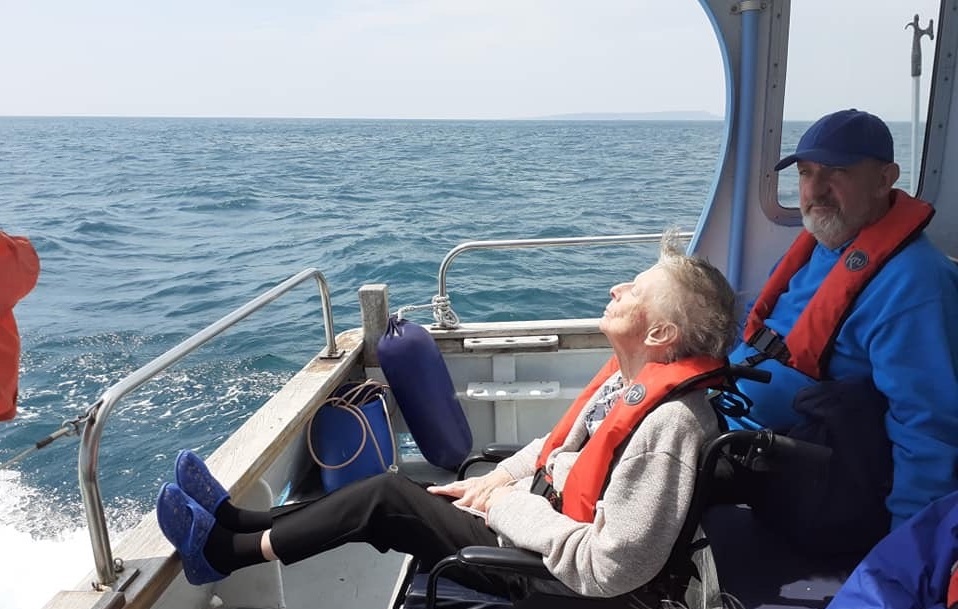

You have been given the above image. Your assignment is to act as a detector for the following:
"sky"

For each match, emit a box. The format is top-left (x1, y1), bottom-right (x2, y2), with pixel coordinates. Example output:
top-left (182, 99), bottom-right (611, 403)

top-left (0, 0), bottom-right (943, 121)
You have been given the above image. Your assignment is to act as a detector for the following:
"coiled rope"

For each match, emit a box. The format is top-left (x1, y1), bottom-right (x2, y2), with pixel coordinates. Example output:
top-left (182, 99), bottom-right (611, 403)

top-left (395, 294), bottom-right (460, 328)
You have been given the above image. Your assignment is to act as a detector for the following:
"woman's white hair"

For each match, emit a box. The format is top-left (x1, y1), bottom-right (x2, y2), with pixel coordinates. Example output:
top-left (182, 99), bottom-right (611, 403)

top-left (653, 228), bottom-right (737, 362)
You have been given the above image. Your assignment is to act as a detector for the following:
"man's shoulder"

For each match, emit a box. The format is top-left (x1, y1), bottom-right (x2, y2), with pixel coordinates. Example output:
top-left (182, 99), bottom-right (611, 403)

top-left (859, 234), bottom-right (958, 311)
top-left (880, 233), bottom-right (957, 280)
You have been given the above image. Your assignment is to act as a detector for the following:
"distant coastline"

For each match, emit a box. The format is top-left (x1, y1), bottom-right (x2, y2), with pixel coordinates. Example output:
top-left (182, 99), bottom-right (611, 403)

top-left (531, 111), bottom-right (723, 121)
top-left (0, 112), bottom-right (919, 123)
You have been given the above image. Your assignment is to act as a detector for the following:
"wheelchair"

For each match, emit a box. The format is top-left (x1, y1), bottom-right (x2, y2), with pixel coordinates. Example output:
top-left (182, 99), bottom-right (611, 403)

top-left (393, 371), bottom-right (861, 609)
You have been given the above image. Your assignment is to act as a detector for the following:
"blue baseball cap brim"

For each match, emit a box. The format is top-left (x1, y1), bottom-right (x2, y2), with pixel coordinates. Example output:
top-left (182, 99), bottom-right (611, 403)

top-left (774, 148), bottom-right (872, 171)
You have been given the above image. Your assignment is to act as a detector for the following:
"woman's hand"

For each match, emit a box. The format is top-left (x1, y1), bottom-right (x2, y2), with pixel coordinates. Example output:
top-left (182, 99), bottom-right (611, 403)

top-left (484, 484), bottom-right (519, 524)
top-left (427, 468), bottom-right (515, 514)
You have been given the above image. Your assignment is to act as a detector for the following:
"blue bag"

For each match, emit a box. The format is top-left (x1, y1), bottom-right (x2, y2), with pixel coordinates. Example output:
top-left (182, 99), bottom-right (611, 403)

top-left (307, 380), bottom-right (397, 493)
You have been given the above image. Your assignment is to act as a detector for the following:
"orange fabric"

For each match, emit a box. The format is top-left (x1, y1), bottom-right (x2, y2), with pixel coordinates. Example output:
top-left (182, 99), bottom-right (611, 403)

top-left (1, 232), bottom-right (40, 421)
top-left (744, 190), bottom-right (934, 380)
top-left (537, 355), bottom-right (727, 522)
top-left (948, 562), bottom-right (958, 609)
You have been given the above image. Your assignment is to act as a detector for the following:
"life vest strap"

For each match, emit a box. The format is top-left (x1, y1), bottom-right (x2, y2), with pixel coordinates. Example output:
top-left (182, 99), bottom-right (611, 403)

top-left (744, 325), bottom-right (791, 367)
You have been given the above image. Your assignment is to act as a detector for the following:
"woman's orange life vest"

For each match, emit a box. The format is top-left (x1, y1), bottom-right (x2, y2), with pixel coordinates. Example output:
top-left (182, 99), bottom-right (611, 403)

top-left (1, 232), bottom-right (40, 421)
top-left (743, 190), bottom-right (934, 380)
top-left (534, 355), bottom-right (728, 522)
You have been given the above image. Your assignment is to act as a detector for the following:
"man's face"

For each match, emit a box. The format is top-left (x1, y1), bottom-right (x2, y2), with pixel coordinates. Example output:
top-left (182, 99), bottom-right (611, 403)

top-left (797, 159), bottom-right (896, 249)
top-left (599, 266), bottom-right (669, 349)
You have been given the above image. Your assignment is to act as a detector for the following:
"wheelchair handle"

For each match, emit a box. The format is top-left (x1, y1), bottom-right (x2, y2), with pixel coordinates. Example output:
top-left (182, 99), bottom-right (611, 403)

top-left (765, 432), bottom-right (833, 465)
top-left (727, 364), bottom-right (772, 384)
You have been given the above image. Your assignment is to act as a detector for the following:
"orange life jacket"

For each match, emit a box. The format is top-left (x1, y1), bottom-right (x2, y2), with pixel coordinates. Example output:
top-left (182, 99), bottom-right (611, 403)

top-left (534, 355), bottom-right (728, 522)
top-left (1, 233), bottom-right (40, 421)
top-left (743, 190), bottom-right (934, 380)
top-left (948, 563), bottom-right (958, 609)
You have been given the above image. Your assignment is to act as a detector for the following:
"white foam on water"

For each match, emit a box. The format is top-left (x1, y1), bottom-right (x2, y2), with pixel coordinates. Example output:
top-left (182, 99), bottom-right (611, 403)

top-left (0, 524), bottom-right (92, 609)
top-left (0, 470), bottom-right (138, 609)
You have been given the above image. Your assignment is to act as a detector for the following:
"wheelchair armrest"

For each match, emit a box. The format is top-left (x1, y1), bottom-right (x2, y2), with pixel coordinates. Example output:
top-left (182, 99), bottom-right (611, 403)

top-left (482, 443), bottom-right (525, 460)
top-left (457, 546), bottom-right (552, 578)
top-left (425, 547), bottom-right (552, 609)
top-left (456, 443), bottom-right (525, 480)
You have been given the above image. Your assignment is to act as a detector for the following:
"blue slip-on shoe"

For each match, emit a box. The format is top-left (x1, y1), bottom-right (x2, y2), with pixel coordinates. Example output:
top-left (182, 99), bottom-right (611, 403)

top-left (175, 449), bottom-right (230, 515)
top-left (156, 482), bottom-right (227, 585)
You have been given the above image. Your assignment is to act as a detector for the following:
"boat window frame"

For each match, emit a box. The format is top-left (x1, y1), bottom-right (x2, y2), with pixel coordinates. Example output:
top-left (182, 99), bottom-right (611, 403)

top-left (756, 0), bottom-right (803, 227)
top-left (916, 0), bottom-right (955, 204)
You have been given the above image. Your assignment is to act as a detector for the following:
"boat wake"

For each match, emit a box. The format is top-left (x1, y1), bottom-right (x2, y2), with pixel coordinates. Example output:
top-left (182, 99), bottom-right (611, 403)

top-left (0, 470), bottom-right (140, 609)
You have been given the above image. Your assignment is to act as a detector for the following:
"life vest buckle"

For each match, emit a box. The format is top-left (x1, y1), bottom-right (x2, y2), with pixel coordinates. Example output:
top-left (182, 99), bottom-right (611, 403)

top-left (530, 468), bottom-right (562, 512)
top-left (746, 326), bottom-right (791, 364)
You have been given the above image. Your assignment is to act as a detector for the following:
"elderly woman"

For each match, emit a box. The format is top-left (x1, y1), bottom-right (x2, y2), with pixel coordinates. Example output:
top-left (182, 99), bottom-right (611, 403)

top-left (157, 232), bottom-right (738, 604)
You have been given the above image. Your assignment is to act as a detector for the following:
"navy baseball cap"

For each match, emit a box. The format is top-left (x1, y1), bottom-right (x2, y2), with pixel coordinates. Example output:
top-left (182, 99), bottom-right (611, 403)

top-left (774, 109), bottom-right (895, 171)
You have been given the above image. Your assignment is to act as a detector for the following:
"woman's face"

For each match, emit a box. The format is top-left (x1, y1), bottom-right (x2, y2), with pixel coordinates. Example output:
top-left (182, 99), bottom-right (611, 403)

top-left (599, 266), bottom-right (669, 350)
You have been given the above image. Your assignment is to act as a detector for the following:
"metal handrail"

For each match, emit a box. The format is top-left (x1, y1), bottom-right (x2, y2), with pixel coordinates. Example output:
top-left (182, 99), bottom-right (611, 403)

top-left (79, 267), bottom-right (340, 587)
top-left (433, 232), bottom-right (692, 328)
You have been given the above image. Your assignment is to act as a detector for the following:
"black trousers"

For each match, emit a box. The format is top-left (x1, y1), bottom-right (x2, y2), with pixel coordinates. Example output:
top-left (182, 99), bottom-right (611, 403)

top-left (267, 472), bottom-right (663, 608)
top-left (268, 472), bottom-right (509, 595)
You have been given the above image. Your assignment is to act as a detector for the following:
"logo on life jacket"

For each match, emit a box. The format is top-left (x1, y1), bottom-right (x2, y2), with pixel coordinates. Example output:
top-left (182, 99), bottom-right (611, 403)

top-left (624, 384), bottom-right (646, 405)
top-left (845, 250), bottom-right (869, 271)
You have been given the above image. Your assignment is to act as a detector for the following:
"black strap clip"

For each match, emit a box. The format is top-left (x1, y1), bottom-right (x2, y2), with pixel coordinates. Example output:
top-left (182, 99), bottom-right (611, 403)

top-left (745, 326), bottom-right (791, 366)
top-left (530, 468), bottom-right (562, 512)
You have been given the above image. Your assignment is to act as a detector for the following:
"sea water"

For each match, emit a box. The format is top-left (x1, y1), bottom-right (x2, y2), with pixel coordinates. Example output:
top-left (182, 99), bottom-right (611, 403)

top-left (0, 117), bottom-right (917, 608)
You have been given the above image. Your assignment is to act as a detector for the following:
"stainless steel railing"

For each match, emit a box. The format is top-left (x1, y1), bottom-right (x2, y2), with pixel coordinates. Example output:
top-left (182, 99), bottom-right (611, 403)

top-left (79, 267), bottom-right (340, 587)
top-left (431, 232), bottom-right (692, 328)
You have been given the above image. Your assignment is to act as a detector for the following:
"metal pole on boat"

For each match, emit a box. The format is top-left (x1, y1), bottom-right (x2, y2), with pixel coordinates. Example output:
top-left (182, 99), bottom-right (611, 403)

top-left (76, 267), bottom-right (341, 587)
top-left (726, 0), bottom-right (764, 291)
top-left (906, 14), bottom-right (934, 194)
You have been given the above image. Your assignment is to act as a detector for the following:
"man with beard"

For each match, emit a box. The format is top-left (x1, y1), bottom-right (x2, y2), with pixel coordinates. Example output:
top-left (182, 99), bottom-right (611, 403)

top-left (723, 109), bottom-right (958, 554)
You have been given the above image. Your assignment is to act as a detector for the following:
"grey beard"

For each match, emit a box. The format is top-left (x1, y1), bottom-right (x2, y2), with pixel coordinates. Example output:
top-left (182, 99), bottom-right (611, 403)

top-left (802, 208), bottom-right (849, 248)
